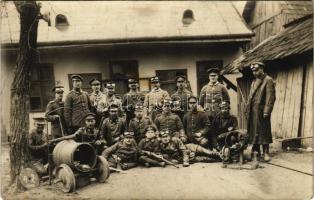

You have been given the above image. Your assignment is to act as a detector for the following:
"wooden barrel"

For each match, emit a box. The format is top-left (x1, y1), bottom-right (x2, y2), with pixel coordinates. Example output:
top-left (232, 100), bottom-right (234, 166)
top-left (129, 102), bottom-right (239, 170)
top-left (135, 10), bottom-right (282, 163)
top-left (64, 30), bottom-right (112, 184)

top-left (53, 140), bottom-right (97, 173)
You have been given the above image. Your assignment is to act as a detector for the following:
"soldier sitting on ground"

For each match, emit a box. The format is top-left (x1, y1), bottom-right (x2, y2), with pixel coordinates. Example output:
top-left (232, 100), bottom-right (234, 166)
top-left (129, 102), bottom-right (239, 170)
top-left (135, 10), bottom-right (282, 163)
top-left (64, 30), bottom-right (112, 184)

top-left (101, 131), bottom-right (138, 170)
top-left (138, 126), bottom-right (166, 168)
top-left (183, 96), bottom-right (211, 148)
top-left (154, 98), bottom-right (187, 143)
top-left (100, 103), bottom-right (127, 146)
top-left (128, 103), bottom-right (157, 143)
top-left (211, 101), bottom-right (238, 150)
top-left (159, 129), bottom-right (190, 167)
top-left (28, 117), bottom-right (49, 176)
top-left (186, 143), bottom-right (221, 163)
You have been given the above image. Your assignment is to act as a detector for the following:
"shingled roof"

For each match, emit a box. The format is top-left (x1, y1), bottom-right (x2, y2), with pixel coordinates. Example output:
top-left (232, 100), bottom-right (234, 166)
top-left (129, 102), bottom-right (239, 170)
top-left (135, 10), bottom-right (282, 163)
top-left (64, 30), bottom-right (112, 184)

top-left (223, 14), bottom-right (313, 74)
top-left (1, 1), bottom-right (252, 46)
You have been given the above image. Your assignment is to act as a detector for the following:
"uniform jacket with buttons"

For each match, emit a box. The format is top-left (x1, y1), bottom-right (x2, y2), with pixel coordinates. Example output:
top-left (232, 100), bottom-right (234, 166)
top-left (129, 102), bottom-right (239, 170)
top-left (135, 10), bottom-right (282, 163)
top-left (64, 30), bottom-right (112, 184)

top-left (199, 82), bottom-right (230, 117)
top-left (45, 99), bottom-right (66, 138)
top-left (154, 112), bottom-right (186, 139)
top-left (160, 137), bottom-right (187, 160)
top-left (183, 110), bottom-right (210, 143)
top-left (100, 117), bottom-right (126, 145)
top-left (64, 89), bottom-right (91, 128)
top-left (128, 116), bottom-right (156, 142)
top-left (144, 88), bottom-right (170, 112)
top-left (138, 138), bottom-right (161, 154)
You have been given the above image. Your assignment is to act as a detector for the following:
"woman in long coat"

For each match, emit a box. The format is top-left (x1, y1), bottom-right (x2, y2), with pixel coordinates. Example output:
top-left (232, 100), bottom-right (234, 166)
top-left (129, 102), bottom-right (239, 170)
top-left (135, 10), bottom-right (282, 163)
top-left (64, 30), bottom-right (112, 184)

top-left (246, 62), bottom-right (276, 161)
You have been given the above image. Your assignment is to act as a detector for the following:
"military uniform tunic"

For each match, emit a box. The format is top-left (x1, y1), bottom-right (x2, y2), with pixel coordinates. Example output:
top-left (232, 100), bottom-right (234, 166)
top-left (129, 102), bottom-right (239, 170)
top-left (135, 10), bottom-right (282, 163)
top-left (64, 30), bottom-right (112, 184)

top-left (128, 116), bottom-right (156, 142)
top-left (100, 117), bottom-right (126, 145)
top-left (171, 89), bottom-right (192, 120)
top-left (64, 89), bottom-right (91, 130)
top-left (45, 99), bottom-right (65, 138)
top-left (183, 110), bottom-right (210, 145)
top-left (154, 112), bottom-right (187, 141)
top-left (199, 82), bottom-right (230, 118)
top-left (28, 129), bottom-right (48, 161)
top-left (160, 137), bottom-right (188, 162)
top-left (144, 88), bottom-right (170, 113)
top-left (122, 91), bottom-right (145, 123)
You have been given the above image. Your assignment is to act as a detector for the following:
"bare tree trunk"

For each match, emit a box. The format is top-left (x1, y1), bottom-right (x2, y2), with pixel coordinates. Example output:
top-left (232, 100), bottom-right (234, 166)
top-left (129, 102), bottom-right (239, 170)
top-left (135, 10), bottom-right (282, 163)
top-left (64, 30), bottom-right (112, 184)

top-left (9, 1), bottom-right (40, 192)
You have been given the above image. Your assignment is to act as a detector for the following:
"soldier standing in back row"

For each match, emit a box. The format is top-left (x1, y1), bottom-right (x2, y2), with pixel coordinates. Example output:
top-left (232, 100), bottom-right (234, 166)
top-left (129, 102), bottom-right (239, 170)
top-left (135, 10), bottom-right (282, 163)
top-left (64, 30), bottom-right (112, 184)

top-left (122, 79), bottom-right (145, 125)
top-left (64, 75), bottom-right (92, 134)
top-left (45, 85), bottom-right (66, 139)
top-left (171, 75), bottom-right (192, 121)
top-left (199, 68), bottom-right (230, 120)
top-left (144, 76), bottom-right (170, 117)
top-left (89, 78), bottom-right (107, 127)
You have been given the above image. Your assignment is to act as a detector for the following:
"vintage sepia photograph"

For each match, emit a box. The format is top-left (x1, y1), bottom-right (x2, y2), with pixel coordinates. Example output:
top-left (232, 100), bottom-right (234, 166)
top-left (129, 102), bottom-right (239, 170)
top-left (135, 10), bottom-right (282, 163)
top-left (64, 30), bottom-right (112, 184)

top-left (0, 1), bottom-right (313, 199)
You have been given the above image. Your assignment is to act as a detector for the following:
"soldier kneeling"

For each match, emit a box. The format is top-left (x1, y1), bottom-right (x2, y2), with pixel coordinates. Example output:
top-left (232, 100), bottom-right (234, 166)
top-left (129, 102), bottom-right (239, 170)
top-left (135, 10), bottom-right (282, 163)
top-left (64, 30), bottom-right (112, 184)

top-left (138, 126), bottom-right (166, 168)
top-left (101, 131), bottom-right (138, 170)
top-left (159, 129), bottom-right (190, 167)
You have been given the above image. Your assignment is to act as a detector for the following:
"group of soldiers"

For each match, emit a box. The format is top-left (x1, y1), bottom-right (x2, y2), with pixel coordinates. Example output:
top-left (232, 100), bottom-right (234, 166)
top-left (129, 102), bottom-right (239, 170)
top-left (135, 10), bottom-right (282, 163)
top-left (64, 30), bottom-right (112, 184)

top-left (28, 61), bottom-right (276, 173)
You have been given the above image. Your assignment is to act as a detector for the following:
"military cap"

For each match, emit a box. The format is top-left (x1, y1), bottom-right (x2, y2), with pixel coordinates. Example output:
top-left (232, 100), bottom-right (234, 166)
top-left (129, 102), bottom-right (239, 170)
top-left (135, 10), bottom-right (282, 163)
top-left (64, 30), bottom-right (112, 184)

top-left (89, 78), bottom-right (101, 85)
top-left (128, 78), bottom-right (138, 84)
top-left (145, 125), bottom-right (157, 133)
top-left (52, 85), bottom-right (64, 93)
top-left (219, 101), bottom-right (230, 109)
top-left (71, 74), bottom-right (83, 81)
top-left (124, 131), bottom-right (135, 138)
top-left (33, 117), bottom-right (45, 125)
top-left (150, 76), bottom-right (160, 83)
top-left (207, 68), bottom-right (220, 75)
top-left (176, 75), bottom-right (186, 82)
top-left (163, 98), bottom-right (172, 105)
top-left (84, 112), bottom-right (96, 120)
top-left (250, 61), bottom-right (265, 70)
top-left (105, 82), bottom-right (116, 88)
top-left (159, 129), bottom-right (171, 137)
top-left (109, 102), bottom-right (119, 111)
top-left (135, 103), bottom-right (144, 110)
top-left (188, 95), bottom-right (198, 102)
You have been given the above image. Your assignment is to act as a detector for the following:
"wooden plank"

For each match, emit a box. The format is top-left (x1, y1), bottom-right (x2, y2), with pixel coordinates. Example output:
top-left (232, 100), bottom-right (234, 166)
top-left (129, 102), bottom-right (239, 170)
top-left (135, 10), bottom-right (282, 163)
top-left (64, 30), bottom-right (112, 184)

top-left (273, 70), bottom-right (287, 138)
top-left (271, 70), bottom-right (283, 137)
top-left (302, 62), bottom-right (313, 147)
top-left (281, 67), bottom-right (293, 138)
top-left (291, 65), bottom-right (303, 138)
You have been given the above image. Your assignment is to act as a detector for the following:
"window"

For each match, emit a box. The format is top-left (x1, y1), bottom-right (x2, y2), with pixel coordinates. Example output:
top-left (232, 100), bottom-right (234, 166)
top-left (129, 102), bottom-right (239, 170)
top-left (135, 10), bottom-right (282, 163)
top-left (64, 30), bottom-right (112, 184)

top-left (68, 73), bottom-right (102, 93)
top-left (55, 14), bottom-right (69, 29)
top-left (196, 60), bottom-right (223, 94)
top-left (156, 69), bottom-right (188, 95)
top-left (182, 9), bottom-right (194, 25)
top-left (30, 64), bottom-right (55, 112)
top-left (107, 60), bottom-right (139, 95)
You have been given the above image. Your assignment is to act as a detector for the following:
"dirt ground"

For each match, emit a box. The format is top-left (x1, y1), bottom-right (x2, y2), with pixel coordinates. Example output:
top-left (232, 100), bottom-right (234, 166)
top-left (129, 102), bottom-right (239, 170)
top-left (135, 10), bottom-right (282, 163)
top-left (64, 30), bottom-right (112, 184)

top-left (1, 143), bottom-right (313, 200)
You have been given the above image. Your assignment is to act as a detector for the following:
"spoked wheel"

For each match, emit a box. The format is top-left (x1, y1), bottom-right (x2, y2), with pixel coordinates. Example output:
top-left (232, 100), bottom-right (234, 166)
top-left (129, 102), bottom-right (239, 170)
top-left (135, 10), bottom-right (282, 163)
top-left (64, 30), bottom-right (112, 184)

top-left (95, 156), bottom-right (110, 182)
top-left (55, 164), bottom-right (76, 193)
top-left (19, 168), bottom-right (40, 189)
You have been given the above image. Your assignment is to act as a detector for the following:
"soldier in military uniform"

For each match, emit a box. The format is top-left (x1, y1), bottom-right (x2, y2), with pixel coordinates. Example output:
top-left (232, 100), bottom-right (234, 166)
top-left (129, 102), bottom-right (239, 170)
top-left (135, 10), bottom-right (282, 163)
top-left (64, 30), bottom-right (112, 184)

top-left (199, 68), bottom-right (230, 120)
top-left (64, 75), bottom-right (92, 134)
top-left (98, 82), bottom-right (123, 118)
top-left (138, 126), bottom-right (165, 167)
top-left (101, 131), bottom-right (138, 170)
top-left (211, 101), bottom-right (238, 150)
top-left (185, 143), bottom-right (221, 163)
top-left (183, 96), bottom-right (210, 147)
top-left (159, 129), bottom-right (190, 167)
top-left (154, 98), bottom-right (187, 143)
top-left (28, 117), bottom-right (49, 176)
top-left (100, 103), bottom-right (127, 146)
top-left (128, 103), bottom-right (156, 142)
top-left (88, 79), bottom-right (107, 126)
top-left (45, 85), bottom-right (66, 139)
top-left (144, 76), bottom-right (170, 117)
top-left (122, 79), bottom-right (145, 125)
top-left (171, 76), bottom-right (192, 121)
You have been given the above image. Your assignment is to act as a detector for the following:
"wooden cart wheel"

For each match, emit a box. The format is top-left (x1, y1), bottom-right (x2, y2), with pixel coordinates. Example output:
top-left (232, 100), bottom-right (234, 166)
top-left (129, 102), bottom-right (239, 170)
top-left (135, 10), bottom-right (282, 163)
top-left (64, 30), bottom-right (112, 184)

top-left (95, 156), bottom-right (110, 182)
top-left (55, 164), bottom-right (76, 193)
top-left (19, 168), bottom-right (40, 189)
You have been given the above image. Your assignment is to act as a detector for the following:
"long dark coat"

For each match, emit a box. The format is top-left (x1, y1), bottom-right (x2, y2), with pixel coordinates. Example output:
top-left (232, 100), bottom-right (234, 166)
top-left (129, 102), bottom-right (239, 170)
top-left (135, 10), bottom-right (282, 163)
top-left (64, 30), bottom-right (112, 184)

top-left (246, 74), bottom-right (276, 144)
